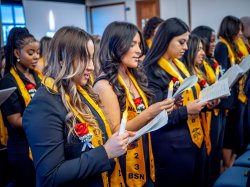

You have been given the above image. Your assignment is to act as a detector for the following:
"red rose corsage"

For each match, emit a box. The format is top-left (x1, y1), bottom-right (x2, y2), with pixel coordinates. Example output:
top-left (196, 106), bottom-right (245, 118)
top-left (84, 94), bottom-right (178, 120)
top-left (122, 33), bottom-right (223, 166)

top-left (133, 97), bottom-right (145, 114)
top-left (171, 77), bottom-right (180, 90)
top-left (172, 77), bottom-right (179, 83)
top-left (25, 83), bottom-right (37, 98)
top-left (213, 62), bottom-right (219, 69)
top-left (74, 122), bottom-right (93, 152)
top-left (199, 79), bottom-right (208, 88)
top-left (134, 97), bottom-right (143, 107)
top-left (238, 51), bottom-right (243, 59)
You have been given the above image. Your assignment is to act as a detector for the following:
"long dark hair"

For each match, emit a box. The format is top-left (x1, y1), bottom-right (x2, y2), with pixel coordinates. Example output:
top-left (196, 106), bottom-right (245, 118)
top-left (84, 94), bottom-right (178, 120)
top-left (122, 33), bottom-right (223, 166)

top-left (143, 18), bottom-right (190, 83)
top-left (4, 27), bottom-right (37, 75)
top-left (143, 16), bottom-right (163, 40)
top-left (218, 15), bottom-right (242, 63)
top-left (183, 35), bottom-right (204, 76)
top-left (99, 21), bottom-right (151, 112)
top-left (192, 25), bottom-right (214, 57)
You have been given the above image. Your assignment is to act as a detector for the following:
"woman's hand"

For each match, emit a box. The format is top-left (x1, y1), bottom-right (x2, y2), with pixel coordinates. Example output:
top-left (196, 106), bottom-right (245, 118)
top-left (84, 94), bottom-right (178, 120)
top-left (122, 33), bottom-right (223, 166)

top-left (147, 98), bottom-right (175, 117)
top-left (206, 98), bottom-right (220, 109)
top-left (104, 131), bottom-right (135, 159)
top-left (187, 99), bottom-right (207, 115)
top-left (174, 96), bottom-right (183, 108)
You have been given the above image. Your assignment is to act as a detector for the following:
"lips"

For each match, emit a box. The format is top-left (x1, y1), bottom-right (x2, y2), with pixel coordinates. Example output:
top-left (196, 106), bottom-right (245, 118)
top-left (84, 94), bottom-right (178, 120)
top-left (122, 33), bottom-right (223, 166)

top-left (84, 74), bottom-right (90, 79)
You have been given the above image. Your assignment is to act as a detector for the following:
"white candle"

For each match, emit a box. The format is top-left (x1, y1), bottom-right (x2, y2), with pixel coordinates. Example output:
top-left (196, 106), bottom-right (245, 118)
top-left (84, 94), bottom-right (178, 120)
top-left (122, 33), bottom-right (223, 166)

top-left (118, 109), bottom-right (128, 135)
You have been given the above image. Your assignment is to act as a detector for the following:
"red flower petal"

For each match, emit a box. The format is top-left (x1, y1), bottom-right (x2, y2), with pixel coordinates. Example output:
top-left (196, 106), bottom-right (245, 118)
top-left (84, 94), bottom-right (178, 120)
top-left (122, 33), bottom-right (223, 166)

top-left (213, 63), bottom-right (219, 68)
top-left (199, 80), bottom-right (207, 87)
top-left (172, 77), bottom-right (178, 83)
top-left (26, 83), bottom-right (36, 90)
top-left (238, 51), bottom-right (243, 58)
top-left (134, 97), bottom-right (142, 106)
top-left (74, 122), bottom-right (89, 137)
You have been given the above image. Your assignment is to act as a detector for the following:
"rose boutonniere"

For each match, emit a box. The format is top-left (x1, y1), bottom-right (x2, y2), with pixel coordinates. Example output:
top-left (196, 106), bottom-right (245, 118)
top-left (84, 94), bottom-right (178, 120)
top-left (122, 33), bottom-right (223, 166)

top-left (133, 97), bottom-right (145, 114)
top-left (134, 97), bottom-right (142, 106)
top-left (25, 83), bottom-right (36, 98)
top-left (171, 77), bottom-right (180, 92)
top-left (199, 79), bottom-right (208, 89)
top-left (238, 51), bottom-right (243, 59)
top-left (213, 62), bottom-right (219, 69)
top-left (74, 122), bottom-right (94, 152)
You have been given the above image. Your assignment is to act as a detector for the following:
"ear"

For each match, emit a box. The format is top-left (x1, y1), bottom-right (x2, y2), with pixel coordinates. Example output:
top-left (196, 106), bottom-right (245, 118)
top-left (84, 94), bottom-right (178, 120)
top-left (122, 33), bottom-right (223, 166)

top-left (14, 49), bottom-right (20, 59)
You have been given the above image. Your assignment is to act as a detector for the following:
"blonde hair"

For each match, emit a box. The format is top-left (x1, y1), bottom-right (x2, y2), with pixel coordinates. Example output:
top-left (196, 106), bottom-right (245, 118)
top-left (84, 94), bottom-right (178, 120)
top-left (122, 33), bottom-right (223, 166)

top-left (44, 26), bottom-right (101, 141)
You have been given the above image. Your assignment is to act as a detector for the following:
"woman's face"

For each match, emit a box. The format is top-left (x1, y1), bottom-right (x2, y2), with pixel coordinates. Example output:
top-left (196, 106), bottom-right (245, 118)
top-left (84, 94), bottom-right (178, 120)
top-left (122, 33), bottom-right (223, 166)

top-left (73, 40), bottom-right (94, 86)
top-left (208, 33), bottom-right (216, 56)
top-left (195, 41), bottom-right (205, 65)
top-left (15, 41), bottom-right (40, 69)
top-left (234, 25), bottom-right (243, 42)
top-left (165, 31), bottom-right (190, 60)
top-left (121, 32), bottom-right (142, 69)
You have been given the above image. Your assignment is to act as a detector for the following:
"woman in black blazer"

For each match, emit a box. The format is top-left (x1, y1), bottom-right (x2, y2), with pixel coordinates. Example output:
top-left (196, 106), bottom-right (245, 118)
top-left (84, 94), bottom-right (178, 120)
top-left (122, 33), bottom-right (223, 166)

top-left (23, 26), bottom-right (131, 187)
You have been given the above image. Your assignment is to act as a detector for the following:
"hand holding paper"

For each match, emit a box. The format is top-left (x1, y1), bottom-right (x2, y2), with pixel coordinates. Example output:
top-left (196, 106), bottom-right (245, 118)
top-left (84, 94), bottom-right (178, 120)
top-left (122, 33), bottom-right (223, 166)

top-left (172, 75), bottom-right (198, 99)
top-left (199, 79), bottom-right (230, 102)
top-left (128, 110), bottom-right (168, 144)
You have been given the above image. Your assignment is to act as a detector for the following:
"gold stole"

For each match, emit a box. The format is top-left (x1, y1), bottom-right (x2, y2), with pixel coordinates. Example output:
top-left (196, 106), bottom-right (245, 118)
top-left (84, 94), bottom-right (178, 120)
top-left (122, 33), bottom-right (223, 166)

top-left (236, 37), bottom-right (249, 56)
top-left (146, 39), bottom-right (152, 49)
top-left (203, 61), bottom-right (216, 85)
top-left (0, 112), bottom-right (7, 145)
top-left (118, 72), bottom-right (155, 186)
top-left (219, 38), bottom-right (236, 65)
top-left (236, 37), bottom-right (249, 104)
top-left (42, 77), bottom-right (125, 187)
top-left (10, 67), bottom-right (42, 159)
top-left (220, 37), bottom-right (248, 104)
top-left (34, 68), bottom-right (43, 80)
top-left (0, 67), bottom-right (42, 147)
top-left (158, 57), bottom-right (204, 148)
top-left (195, 66), bottom-right (213, 155)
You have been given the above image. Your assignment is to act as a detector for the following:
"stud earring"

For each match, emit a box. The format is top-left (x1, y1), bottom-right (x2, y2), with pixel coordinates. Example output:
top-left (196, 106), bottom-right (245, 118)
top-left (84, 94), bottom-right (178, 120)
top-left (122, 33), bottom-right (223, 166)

top-left (17, 58), bottom-right (20, 63)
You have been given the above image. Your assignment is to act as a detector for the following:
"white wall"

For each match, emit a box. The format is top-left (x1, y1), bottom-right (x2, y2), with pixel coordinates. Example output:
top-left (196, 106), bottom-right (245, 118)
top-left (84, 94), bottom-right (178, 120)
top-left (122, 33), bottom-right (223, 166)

top-left (160, 0), bottom-right (250, 33)
top-left (86, 0), bottom-right (136, 25)
top-left (191, 0), bottom-right (250, 32)
top-left (160, 0), bottom-right (189, 25)
top-left (23, 0), bottom-right (87, 40)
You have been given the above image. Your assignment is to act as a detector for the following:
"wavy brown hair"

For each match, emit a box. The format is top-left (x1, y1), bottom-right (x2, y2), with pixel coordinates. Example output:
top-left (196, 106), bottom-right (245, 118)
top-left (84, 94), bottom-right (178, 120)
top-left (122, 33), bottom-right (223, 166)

top-left (44, 26), bottom-right (101, 141)
top-left (99, 21), bottom-right (152, 113)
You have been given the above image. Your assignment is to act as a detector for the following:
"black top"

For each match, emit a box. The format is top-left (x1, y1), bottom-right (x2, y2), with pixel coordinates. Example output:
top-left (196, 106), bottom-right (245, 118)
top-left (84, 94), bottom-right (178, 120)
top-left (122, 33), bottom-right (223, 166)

top-left (23, 85), bottom-right (113, 187)
top-left (145, 64), bottom-right (188, 128)
top-left (0, 69), bottom-right (40, 152)
top-left (214, 42), bottom-right (237, 110)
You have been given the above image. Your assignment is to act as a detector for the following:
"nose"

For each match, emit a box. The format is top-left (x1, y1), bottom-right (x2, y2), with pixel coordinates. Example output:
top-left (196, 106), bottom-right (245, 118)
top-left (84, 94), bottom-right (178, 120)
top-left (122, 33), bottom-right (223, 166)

top-left (86, 59), bottom-right (94, 72)
top-left (136, 44), bottom-right (142, 55)
top-left (34, 52), bottom-right (40, 60)
top-left (183, 42), bottom-right (188, 51)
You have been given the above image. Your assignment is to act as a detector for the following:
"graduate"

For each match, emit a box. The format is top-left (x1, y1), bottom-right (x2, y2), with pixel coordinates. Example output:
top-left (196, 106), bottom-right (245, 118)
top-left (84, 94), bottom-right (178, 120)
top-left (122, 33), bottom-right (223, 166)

top-left (191, 26), bottom-right (225, 185)
top-left (0, 27), bottom-right (40, 187)
top-left (214, 15), bottom-right (245, 170)
top-left (36, 36), bottom-right (51, 72)
top-left (143, 16), bottom-right (163, 50)
top-left (23, 26), bottom-right (132, 187)
top-left (93, 21), bottom-right (174, 187)
top-left (143, 18), bottom-right (216, 186)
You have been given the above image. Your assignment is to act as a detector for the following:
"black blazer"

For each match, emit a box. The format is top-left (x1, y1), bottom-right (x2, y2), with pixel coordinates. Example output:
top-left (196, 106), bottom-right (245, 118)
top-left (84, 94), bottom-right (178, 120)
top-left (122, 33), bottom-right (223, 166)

top-left (23, 85), bottom-right (113, 187)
